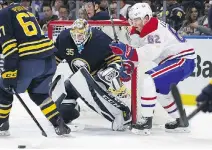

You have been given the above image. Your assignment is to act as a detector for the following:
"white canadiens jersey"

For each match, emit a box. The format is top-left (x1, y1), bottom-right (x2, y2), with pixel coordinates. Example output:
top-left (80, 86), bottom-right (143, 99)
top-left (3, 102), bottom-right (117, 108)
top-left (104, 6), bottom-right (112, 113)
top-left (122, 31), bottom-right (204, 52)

top-left (129, 18), bottom-right (196, 65)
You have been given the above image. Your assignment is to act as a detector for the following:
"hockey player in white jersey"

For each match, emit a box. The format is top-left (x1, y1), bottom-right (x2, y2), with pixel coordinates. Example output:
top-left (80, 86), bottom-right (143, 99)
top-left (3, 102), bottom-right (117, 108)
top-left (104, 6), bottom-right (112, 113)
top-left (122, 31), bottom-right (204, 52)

top-left (110, 3), bottom-right (196, 135)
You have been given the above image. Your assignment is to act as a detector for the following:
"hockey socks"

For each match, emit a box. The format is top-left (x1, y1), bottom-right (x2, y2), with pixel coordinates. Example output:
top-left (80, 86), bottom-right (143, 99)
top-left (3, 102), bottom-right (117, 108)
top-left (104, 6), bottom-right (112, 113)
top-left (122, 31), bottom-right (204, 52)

top-left (140, 74), bottom-right (157, 117)
top-left (0, 103), bottom-right (12, 124)
top-left (158, 93), bottom-right (180, 119)
top-left (39, 97), bottom-right (60, 126)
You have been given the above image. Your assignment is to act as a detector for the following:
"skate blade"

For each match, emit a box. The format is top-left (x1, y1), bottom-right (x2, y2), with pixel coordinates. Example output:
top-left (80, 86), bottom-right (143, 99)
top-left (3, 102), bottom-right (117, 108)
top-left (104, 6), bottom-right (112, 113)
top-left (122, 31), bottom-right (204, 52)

top-left (0, 130), bottom-right (10, 136)
top-left (165, 127), bottom-right (190, 133)
top-left (131, 128), bottom-right (150, 135)
top-left (68, 124), bottom-right (85, 132)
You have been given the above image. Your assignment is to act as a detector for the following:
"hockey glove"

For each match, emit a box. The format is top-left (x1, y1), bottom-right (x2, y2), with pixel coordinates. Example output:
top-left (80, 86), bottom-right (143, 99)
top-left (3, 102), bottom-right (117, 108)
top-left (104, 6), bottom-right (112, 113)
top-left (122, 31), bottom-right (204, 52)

top-left (109, 41), bottom-right (138, 62)
top-left (1, 70), bottom-right (18, 91)
top-left (196, 83), bottom-right (212, 113)
top-left (97, 67), bottom-right (122, 90)
top-left (120, 60), bottom-right (135, 82)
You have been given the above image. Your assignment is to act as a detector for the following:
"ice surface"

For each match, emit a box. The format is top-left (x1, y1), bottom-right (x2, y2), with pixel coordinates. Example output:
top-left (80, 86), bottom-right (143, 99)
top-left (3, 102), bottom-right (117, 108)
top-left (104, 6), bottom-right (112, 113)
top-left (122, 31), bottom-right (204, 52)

top-left (1, 93), bottom-right (212, 149)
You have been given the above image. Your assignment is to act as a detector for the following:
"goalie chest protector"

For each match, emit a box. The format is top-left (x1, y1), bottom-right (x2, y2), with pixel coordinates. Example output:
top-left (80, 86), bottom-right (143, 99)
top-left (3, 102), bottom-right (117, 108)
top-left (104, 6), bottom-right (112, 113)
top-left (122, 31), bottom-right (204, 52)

top-left (55, 28), bottom-right (115, 74)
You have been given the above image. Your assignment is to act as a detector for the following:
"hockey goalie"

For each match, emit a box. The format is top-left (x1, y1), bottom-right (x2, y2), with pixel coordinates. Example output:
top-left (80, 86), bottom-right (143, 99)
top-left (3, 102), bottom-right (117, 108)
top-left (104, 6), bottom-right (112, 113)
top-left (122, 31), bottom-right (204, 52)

top-left (51, 19), bottom-right (131, 131)
top-left (110, 3), bottom-right (196, 135)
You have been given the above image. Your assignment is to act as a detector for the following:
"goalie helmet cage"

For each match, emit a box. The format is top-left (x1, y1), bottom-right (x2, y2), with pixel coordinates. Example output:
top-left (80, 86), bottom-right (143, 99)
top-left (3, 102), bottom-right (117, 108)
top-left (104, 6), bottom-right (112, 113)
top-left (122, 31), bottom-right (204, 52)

top-left (48, 20), bottom-right (170, 125)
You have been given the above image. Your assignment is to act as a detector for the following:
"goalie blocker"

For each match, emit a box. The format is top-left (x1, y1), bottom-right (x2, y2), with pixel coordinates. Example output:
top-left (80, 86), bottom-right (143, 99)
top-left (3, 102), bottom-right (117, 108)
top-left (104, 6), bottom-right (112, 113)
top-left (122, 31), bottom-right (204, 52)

top-left (51, 67), bottom-right (131, 131)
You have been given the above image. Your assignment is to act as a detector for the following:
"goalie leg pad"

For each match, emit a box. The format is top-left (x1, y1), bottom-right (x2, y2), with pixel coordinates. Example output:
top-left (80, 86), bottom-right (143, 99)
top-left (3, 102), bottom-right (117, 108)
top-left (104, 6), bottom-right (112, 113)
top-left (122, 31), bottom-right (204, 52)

top-left (50, 75), bottom-right (80, 123)
top-left (68, 68), bottom-right (131, 130)
top-left (58, 98), bottom-right (80, 124)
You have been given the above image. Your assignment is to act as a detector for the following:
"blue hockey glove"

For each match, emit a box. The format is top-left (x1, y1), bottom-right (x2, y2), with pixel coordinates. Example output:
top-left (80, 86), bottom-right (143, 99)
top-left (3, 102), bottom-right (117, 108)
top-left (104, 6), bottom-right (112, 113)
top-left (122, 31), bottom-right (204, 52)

top-left (120, 60), bottom-right (135, 82)
top-left (196, 83), bottom-right (212, 113)
top-left (109, 41), bottom-right (138, 62)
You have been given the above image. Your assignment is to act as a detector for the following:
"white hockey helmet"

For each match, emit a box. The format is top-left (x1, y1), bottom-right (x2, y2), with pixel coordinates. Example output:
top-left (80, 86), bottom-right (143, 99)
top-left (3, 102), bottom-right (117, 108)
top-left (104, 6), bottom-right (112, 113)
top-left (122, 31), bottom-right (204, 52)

top-left (128, 3), bottom-right (152, 21)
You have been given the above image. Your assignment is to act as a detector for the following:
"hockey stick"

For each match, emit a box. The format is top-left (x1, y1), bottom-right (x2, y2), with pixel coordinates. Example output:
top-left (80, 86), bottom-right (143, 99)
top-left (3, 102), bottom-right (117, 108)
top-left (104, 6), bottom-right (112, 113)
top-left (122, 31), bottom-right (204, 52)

top-left (170, 84), bottom-right (189, 126)
top-left (107, 0), bottom-right (119, 42)
top-left (171, 84), bottom-right (207, 121)
top-left (12, 89), bottom-right (47, 137)
top-left (187, 101), bottom-right (207, 120)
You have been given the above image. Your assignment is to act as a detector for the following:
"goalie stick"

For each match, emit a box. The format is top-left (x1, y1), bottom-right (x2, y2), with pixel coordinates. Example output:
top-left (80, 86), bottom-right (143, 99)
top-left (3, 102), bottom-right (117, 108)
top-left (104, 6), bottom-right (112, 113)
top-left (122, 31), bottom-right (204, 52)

top-left (171, 84), bottom-right (207, 121)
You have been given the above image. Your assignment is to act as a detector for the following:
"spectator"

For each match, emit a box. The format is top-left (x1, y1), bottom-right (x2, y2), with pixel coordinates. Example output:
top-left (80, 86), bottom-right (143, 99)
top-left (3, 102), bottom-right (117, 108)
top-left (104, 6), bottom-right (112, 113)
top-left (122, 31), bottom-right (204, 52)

top-left (109, 0), bottom-right (131, 20)
top-left (99, 0), bottom-right (108, 11)
top-left (158, 0), bottom-right (185, 31)
top-left (39, 4), bottom-right (58, 34)
top-left (84, 0), bottom-right (110, 20)
top-left (52, 0), bottom-right (64, 17)
top-left (119, 0), bottom-right (131, 20)
top-left (0, 3), bottom-right (2, 10)
top-left (178, 5), bottom-right (201, 35)
top-left (58, 5), bottom-right (69, 20)
top-left (0, 1), bottom-right (8, 8)
top-left (189, 1), bottom-right (212, 35)
top-left (78, 8), bottom-right (89, 20)
top-left (21, 0), bottom-right (32, 12)
top-left (208, 0), bottom-right (212, 29)
top-left (110, 1), bottom-right (117, 19)
top-left (67, 0), bottom-right (77, 20)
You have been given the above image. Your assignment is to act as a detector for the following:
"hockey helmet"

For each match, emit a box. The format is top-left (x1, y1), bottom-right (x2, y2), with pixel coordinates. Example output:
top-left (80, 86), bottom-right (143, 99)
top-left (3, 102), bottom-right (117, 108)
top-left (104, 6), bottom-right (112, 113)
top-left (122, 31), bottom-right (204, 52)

top-left (128, 3), bottom-right (152, 22)
top-left (70, 19), bottom-right (91, 53)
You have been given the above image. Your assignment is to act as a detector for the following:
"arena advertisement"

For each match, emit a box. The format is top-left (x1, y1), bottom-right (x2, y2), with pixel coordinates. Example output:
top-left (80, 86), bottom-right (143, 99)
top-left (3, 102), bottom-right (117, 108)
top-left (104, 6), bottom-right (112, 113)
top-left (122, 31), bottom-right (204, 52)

top-left (179, 36), bottom-right (212, 105)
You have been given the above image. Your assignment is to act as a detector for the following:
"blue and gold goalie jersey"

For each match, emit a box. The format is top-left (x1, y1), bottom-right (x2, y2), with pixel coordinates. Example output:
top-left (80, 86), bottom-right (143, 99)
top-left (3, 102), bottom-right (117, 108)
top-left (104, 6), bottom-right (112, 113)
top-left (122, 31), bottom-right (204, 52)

top-left (0, 4), bottom-right (56, 70)
top-left (55, 27), bottom-right (121, 75)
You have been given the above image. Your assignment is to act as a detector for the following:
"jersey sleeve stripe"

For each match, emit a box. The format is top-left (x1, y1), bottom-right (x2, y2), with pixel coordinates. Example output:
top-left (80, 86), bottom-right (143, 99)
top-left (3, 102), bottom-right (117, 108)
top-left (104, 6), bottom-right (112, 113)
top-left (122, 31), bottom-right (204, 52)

top-left (2, 42), bottom-right (17, 54)
top-left (2, 39), bottom-right (17, 48)
top-left (18, 38), bottom-right (49, 47)
top-left (4, 48), bottom-right (18, 58)
top-left (105, 56), bottom-right (121, 65)
top-left (18, 40), bottom-right (53, 53)
top-left (55, 56), bottom-right (62, 64)
top-left (19, 45), bottom-right (55, 57)
top-left (105, 54), bottom-right (116, 61)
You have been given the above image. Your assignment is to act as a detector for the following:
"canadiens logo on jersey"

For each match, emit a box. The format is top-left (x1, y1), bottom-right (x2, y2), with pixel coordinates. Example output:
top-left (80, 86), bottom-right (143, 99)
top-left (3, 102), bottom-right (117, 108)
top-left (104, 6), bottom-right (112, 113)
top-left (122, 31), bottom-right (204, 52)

top-left (66, 48), bottom-right (74, 56)
top-left (71, 58), bottom-right (90, 73)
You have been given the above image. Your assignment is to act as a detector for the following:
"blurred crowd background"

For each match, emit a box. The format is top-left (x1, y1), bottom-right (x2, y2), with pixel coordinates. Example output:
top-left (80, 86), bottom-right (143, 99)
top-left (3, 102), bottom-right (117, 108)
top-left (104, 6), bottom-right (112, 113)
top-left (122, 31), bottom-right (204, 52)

top-left (0, 0), bottom-right (212, 36)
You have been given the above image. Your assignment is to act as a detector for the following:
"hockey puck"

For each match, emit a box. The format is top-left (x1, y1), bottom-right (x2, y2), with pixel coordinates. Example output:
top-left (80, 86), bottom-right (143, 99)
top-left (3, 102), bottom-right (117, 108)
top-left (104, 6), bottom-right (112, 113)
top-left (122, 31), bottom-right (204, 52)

top-left (18, 145), bottom-right (26, 149)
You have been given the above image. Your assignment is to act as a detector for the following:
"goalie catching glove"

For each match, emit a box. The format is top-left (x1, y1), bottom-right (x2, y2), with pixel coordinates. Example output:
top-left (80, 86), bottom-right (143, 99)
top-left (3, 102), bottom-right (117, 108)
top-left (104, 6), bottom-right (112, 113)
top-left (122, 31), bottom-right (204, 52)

top-left (97, 63), bottom-right (122, 90)
top-left (96, 62), bottom-right (130, 98)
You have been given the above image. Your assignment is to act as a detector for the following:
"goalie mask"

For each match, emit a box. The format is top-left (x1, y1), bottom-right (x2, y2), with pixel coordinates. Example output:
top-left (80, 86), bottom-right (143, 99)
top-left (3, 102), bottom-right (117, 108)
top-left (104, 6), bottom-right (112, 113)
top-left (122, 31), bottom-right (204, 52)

top-left (70, 19), bottom-right (91, 53)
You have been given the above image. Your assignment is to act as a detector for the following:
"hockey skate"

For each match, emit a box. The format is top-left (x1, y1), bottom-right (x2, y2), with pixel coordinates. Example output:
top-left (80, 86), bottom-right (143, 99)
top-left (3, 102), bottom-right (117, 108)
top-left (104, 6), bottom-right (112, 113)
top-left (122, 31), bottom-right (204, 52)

top-left (54, 116), bottom-right (71, 135)
top-left (131, 117), bottom-right (152, 135)
top-left (165, 118), bottom-right (190, 133)
top-left (0, 121), bottom-right (10, 136)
